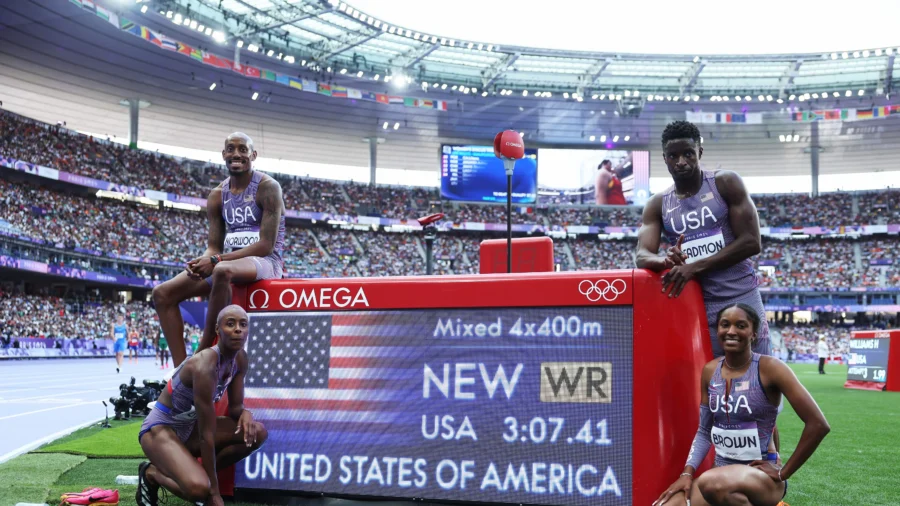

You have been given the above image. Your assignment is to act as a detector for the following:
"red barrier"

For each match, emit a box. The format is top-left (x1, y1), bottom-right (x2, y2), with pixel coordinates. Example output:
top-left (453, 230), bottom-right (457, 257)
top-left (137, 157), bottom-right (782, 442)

top-left (234, 270), bottom-right (713, 505)
top-left (479, 236), bottom-right (555, 274)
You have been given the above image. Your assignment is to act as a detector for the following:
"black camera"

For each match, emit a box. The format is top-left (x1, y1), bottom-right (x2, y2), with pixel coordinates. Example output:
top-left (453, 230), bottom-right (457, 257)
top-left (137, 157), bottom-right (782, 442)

top-left (108, 376), bottom-right (166, 419)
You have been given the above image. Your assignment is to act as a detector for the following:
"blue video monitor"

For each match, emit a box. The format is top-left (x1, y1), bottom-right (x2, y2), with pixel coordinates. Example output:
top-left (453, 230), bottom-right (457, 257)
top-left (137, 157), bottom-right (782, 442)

top-left (440, 145), bottom-right (538, 204)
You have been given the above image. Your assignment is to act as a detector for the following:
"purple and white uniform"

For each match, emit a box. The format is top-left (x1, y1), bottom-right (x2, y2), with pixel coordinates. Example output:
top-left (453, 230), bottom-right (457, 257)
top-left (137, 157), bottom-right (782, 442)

top-left (138, 345), bottom-right (239, 443)
top-left (686, 354), bottom-right (779, 468)
top-left (660, 170), bottom-right (769, 357)
top-left (218, 170), bottom-right (286, 281)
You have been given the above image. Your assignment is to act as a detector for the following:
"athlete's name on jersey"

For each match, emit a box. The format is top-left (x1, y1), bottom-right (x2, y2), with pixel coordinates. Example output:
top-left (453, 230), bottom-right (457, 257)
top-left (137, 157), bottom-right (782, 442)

top-left (681, 233), bottom-right (724, 264)
top-left (224, 205), bottom-right (257, 225)
top-left (224, 231), bottom-right (260, 249)
top-left (709, 393), bottom-right (752, 414)
top-left (711, 431), bottom-right (760, 453)
top-left (668, 205), bottom-right (716, 234)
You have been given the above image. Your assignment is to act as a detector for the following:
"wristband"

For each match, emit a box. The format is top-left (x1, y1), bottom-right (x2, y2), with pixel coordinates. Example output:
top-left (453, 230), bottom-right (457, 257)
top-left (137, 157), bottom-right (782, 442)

top-left (778, 468), bottom-right (784, 482)
top-left (210, 254), bottom-right (221, 265)
top-left (680, 472), bottom-right (693, 478)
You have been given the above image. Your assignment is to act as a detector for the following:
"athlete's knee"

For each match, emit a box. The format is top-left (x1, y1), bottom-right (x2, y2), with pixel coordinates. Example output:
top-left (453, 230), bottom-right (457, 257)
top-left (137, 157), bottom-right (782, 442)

top-left (211, 262), bottom-right (236, 284)
top-left (151, 283), bottom-right (167, 306)
top-left (152, 281), bottom-right (179, 306)
top-left (696, 472), bottom-right (731, 504)
top-left (181, 474), bottom-right (211, 502)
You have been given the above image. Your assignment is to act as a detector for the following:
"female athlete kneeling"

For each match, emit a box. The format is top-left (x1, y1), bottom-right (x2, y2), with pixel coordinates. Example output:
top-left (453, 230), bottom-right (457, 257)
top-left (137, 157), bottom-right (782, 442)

top-left (654, 303), bottom-right (830, 506)
top-left (136, 305), bottom-right (267, 506)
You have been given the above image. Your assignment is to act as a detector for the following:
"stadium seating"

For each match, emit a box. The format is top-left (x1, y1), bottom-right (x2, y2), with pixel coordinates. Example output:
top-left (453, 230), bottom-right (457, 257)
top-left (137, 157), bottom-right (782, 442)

top-left (2, 108), bottom-right (899, 354)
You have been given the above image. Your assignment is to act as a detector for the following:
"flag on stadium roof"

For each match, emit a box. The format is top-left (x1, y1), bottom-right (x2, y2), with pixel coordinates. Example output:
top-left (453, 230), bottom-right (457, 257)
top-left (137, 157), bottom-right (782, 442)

top-left (99, 8), bottom-right (448, 112)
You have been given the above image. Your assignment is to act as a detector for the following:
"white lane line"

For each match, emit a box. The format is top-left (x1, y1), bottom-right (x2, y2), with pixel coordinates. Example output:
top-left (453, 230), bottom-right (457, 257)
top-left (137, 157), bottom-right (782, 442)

top-left (0, 417), bottom-right (102, 465)
top-left (0, 373), bottom-right (120, 387)
top-left (0, 389), bottom-right (104, 402)
top-left (0, 401), bottom-right (100, 421)
top-left (0, 379), bottom-right (134, 394)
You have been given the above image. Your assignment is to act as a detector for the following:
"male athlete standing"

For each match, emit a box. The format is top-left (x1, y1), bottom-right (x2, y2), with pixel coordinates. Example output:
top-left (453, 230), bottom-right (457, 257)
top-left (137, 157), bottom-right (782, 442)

top-left (111, 313), bottom-right (128, 373)
top-left (634, 120), bottom-right (768, 358)
top-left (128, 327), bottom-right (141, 364)
top-left (635, 120), bottom-right (779, 458)
top-left (152, 132), bottom-right (286, 367)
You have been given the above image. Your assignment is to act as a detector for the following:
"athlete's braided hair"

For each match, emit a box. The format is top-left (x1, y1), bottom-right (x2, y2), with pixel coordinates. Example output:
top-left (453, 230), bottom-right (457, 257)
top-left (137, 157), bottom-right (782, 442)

top-left (661, 120), bottom-right (702, 148)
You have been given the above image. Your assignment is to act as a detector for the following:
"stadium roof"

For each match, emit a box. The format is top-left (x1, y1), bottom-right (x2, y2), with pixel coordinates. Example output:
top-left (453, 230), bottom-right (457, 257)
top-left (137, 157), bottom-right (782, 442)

top-left (162, 0), bottom-right (900, 102)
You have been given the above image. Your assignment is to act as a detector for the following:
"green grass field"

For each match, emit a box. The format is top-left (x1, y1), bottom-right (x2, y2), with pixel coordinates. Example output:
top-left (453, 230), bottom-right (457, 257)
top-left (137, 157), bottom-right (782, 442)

top-left (1, 363), bottom-right (898, 506)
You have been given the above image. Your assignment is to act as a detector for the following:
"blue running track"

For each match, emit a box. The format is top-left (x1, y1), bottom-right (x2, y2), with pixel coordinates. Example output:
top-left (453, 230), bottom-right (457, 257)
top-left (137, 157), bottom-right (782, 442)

top-left (0, 358), bottom-right (167, 463)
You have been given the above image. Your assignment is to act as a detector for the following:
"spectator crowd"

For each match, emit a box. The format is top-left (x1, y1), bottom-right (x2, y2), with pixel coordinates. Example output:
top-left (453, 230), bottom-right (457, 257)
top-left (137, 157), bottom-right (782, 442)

top-left (3, 108), bottom-right (900, 355)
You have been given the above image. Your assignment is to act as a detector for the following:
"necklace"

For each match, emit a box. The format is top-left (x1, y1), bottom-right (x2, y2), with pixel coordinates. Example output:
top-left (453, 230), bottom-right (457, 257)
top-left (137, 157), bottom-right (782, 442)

top-left (724, 354), bottom-right (752, 370)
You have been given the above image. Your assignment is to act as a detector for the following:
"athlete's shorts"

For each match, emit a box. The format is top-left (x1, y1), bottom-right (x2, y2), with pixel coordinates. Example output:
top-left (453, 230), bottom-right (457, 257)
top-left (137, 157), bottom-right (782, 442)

top-left (159, 343), bottom-right (169, 351)
top-left (138, 404), bottom-right (195, 444)
top-left (705, 289), bottom-right (770, 358)
top-left (205, 254), bottom-right (283, 286)
top-left (128, 344), bottom-right (139, 351)
top-left (114, 339), bottom-right (128, 354)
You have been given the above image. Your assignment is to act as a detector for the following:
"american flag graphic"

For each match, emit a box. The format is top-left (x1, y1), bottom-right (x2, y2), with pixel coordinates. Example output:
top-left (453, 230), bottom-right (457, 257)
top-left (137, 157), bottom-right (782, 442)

top-left (734, 381), bottom-right (749, 392)
top-left (244, 313), bottom-right (418, 447)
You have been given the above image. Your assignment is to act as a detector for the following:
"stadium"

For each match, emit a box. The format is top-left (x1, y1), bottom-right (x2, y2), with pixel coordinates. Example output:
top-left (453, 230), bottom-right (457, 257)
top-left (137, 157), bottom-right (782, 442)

top-left (1, 0), bottom-right (899, 505)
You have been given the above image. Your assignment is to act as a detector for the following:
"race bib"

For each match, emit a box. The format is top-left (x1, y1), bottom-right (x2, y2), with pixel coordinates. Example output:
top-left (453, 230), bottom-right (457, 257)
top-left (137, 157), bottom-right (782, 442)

top-left (711, 422), bottom-right (762, 461)
top-left (224, 230), bottom-right (260, 250)
top-left (682, 230), bottom-right (725, 264)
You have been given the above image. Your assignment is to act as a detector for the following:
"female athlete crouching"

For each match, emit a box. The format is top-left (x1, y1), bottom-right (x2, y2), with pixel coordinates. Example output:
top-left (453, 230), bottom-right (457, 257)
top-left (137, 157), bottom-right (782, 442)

top-left (654, 303), bottom-right (830, 506)
top-left (137, 305), bottom-right (267, 506)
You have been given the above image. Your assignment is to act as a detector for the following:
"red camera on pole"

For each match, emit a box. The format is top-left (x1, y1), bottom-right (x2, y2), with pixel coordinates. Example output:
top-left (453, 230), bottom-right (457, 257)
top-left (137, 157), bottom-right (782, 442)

top-left (493, 130), bottom-right (525, 175)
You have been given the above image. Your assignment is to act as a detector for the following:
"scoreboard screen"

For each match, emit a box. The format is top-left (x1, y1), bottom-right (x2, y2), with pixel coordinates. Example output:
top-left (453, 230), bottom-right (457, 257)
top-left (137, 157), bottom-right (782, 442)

top-left (847, 337), bottom-right (890, 383)
top-left (440, 145), bottom-right (538, 204)
top-left (237, 306), bottom-right (633, 505)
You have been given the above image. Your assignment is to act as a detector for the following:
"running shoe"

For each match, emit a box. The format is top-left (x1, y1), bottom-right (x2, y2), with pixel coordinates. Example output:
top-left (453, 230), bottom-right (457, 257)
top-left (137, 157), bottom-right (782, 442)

top-left (62, 489), bottom-right (119, 505)
top-left (60, 487), bottom-right (102, 500)
top-left (136, 461), bottom-right (159, 506)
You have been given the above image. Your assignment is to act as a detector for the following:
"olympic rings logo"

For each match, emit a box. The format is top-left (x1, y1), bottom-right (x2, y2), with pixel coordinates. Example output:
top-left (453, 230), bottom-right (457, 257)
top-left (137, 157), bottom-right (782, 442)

top-left (578, 279), bottom-right (627, 302)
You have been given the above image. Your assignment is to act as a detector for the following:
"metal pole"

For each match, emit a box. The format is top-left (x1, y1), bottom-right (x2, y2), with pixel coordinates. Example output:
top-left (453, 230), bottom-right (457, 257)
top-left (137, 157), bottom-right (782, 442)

top-left (425, 235), bottom-right (434, 275)
top-left (810, 120), bottom-right (820, 197)
top-left (128, 99), bottom-right (139, 150)
top-left (369, 137), bottom-right (377, 185)
top-left (506, 174), bottom-right (512, 273)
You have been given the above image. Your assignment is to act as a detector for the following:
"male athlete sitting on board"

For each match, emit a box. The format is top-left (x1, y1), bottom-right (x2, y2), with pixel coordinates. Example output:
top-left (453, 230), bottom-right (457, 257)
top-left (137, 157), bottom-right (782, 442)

top-left (152, 132), bottom-right (286, 367)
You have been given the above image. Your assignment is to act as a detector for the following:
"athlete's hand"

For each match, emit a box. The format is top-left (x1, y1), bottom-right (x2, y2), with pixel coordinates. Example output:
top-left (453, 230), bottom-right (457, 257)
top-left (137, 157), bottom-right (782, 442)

top-left (749, 460), bottom-right (783, 482)
top-left (662, 262), bottom-right (698, 298)
top-left (652, 475), bottom-right (692, 506)
top-left (235, 409), bottom-right (257, 447)
top-left (188, 256), bottom-right (215, 279)
top-left (208, 493), bottom-right (225, 506)
top-left (184, 265), bottom-right (203, 281)
top-left (666, 234), bottom-right (688, 266)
